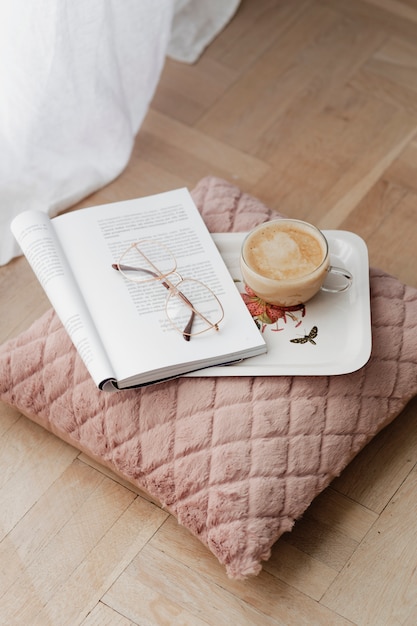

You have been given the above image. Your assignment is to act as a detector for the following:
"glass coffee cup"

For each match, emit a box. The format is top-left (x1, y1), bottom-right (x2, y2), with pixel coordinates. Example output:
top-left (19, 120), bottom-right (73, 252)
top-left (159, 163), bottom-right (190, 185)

top-left (240, 219), bottom-right (352, 307)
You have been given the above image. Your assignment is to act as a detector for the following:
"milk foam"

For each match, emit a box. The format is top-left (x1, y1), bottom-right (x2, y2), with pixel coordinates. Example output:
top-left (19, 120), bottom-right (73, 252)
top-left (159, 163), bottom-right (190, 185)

top-left (244, 224), bottom-right (325, 280)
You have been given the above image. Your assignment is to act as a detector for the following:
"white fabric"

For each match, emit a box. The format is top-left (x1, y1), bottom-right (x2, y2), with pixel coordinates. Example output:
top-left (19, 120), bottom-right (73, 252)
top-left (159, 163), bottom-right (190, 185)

top-left (168, 0), bottom-right (240, 63)
top-left (0, 1), bottom-right (240, 266)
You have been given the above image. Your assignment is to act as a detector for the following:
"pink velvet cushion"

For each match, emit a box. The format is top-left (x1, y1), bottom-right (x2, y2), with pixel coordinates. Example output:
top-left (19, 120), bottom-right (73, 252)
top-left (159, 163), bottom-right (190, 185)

top-left (1, 177), bottom-right (417, 579)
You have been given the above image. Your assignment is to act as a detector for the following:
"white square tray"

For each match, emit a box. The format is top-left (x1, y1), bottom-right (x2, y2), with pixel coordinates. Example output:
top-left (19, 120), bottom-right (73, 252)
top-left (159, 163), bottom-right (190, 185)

top-left (188, 230), bottom-right (372, 377)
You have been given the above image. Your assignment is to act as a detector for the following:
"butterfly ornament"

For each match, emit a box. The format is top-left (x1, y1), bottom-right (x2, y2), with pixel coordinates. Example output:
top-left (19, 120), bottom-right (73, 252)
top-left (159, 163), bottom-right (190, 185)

top-left (290, 326), bottom-right (318, 345)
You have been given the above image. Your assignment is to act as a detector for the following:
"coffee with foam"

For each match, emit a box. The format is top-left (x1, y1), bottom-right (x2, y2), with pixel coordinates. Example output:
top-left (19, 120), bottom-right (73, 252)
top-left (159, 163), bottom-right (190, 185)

top-left (240, 219), bottom-right (330, 306)
top-left (244, 223), bottom-right (325, 281)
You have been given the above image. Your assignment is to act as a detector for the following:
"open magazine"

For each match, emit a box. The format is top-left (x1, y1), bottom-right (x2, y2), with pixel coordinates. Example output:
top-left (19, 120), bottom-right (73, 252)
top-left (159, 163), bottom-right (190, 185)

top-left (11, 188), bottom-right (266, 390)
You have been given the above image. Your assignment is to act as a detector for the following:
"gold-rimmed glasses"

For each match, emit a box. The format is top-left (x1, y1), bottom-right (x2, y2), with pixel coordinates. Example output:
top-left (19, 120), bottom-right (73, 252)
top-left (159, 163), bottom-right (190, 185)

top-left (112, 240), bottom-right (224, 341)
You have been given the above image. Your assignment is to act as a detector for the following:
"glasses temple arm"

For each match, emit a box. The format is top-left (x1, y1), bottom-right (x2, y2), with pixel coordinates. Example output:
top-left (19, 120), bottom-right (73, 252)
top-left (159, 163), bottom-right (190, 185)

top-left (112, 263), bottom-right (194, 341)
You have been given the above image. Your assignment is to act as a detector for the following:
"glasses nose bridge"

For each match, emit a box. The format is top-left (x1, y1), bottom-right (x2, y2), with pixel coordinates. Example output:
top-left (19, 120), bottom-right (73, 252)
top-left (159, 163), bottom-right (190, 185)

top-left (159, 271), bottom-right (184, 299)
top-left (166, 270), bottom-right (183, 286)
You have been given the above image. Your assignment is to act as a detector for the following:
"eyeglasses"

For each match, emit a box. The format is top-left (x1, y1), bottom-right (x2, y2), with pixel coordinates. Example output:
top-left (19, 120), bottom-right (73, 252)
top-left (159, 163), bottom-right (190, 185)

top-left (112, 240), bottom-right (224, 341)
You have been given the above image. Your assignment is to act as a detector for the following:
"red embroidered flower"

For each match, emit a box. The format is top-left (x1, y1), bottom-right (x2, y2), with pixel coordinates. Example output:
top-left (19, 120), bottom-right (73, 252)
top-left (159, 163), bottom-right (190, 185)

top-left (241, 285), bottom-right (305, 326)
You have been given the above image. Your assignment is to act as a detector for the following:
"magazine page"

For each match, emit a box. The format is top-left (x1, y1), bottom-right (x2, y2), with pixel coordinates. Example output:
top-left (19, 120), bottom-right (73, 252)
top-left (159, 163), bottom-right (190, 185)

top-left (50, 188), bottom-right (266, 387)
top-left (10, 211), bottom-right (116, 388)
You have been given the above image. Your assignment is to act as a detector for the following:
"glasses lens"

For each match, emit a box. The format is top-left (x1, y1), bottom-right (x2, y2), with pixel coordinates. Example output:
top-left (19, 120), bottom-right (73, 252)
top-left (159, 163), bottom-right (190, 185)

top-left (118, 240), bottom-right (177, 283)
top-left (166, 278), bottom-right (224, 336)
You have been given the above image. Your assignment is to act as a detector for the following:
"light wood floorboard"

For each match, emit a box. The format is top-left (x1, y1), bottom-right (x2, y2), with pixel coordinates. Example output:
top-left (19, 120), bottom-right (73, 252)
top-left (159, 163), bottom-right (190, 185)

top-left (1, 1), bottom-right (417, 623)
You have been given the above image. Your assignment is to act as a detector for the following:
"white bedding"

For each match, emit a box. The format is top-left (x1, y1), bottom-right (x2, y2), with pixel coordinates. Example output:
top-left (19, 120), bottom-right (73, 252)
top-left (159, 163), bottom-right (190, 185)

top-left (0, 0), bottom-right (240, 266)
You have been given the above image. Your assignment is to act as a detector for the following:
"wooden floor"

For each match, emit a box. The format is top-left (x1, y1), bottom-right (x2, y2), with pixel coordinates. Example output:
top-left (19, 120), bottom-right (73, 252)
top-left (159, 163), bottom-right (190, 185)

top-left (1, 0), bottom-right (417, 623)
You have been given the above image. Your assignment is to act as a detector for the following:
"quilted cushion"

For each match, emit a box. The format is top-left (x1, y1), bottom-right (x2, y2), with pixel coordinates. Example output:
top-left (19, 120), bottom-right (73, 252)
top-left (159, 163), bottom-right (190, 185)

top-left (1, 176), bottom-right (417, 579)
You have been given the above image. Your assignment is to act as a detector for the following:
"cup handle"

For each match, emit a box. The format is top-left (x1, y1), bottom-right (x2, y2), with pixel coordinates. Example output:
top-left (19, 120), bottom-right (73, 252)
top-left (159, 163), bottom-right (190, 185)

top-left (321, 266), bottom-right (353, 293)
